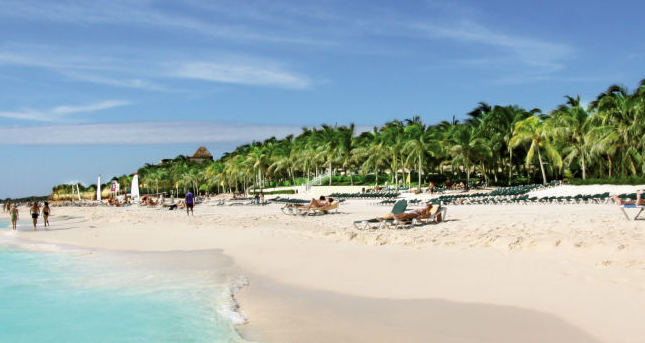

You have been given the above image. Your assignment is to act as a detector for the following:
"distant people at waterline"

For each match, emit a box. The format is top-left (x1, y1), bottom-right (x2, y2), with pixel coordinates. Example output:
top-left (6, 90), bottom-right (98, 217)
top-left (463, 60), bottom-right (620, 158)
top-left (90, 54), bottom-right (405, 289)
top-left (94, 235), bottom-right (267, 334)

top-left (30, 202), bottom-right (40, 230)
top-left (10, 204), bottom-right (19, 230)
top-left (185, 192), bottom-right (194, 216)
top-left (43, 202), bottom-right (51, 228)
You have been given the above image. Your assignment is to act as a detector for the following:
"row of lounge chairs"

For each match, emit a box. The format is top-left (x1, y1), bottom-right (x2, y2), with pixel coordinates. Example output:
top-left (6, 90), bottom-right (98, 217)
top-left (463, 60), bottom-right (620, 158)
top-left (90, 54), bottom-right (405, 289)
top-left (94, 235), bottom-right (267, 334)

top-left (329, 192), bottom-right (400, 200)
top-left (488, 180), bottom-right (562, 197)
top-left (353, 200), bottom-right (447, 230)
top-left (436, 192), bottom-right (613, 205)
top-left (373, 199), bottom-right (422, 206)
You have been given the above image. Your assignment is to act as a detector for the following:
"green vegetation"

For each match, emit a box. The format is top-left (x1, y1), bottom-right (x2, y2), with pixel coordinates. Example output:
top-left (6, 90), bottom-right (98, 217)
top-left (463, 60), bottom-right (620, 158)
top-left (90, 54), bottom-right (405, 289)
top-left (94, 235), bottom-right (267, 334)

top-left (569, 177), bottom-right (645, 185)
top-left (51, 78), bottom-right (645, 196)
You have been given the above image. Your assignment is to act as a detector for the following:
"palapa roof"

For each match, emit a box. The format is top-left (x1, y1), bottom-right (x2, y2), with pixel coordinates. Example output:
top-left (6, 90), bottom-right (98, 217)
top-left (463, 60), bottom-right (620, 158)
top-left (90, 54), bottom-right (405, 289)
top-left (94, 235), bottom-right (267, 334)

top-left (191, 146), bottom-right (213, 160)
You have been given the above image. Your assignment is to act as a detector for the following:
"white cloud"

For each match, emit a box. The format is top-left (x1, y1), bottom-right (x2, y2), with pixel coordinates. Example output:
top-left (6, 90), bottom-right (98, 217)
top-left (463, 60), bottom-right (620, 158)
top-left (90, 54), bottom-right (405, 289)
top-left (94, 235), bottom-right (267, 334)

top-left (0, 44), bottom-right (311, 90)
top-left (0, 100), bottom-right (131, 122)
top-left (0, 0), bottom-right (322, 45)
top-left (52, 100), bottom-right (132, 115)
top-left (173, 62), bottom-right (310, 89)
top-left (0, 121), bottom-right (303, 144)
top-left (410, 20), bottom-right (574, 77)
top-left (0, 121), bottom-right (375, 145)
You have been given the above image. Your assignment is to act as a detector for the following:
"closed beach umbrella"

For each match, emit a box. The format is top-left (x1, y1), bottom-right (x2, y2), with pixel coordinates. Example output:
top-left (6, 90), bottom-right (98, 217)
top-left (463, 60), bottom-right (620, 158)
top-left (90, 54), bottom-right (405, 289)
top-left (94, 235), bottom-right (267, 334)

top-left (97, 175), bottom-right (101, 201)
top-left (131, 174), bottom-right (140, 200)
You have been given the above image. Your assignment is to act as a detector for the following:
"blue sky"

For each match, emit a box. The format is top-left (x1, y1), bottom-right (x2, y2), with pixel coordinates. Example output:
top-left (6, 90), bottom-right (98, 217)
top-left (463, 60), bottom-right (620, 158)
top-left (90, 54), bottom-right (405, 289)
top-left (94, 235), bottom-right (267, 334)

top-left (1, 0), bottom-right (644, 198)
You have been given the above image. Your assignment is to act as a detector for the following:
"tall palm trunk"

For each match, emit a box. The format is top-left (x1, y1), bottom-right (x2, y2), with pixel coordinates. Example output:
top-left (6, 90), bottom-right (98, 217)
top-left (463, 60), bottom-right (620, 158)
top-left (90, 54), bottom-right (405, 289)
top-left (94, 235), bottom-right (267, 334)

top-left (329, 160), bottom-right (332, 186)
top-left (258, 169), bottom-right (262, 191)
top-left (537, 148), bottom-right (547, 185)
top-left (508, 149), bottom-right (513, 186)
top-left (417, 152), bottom-right (422, 191)
top-left (581, 148), bottom-right (586, 180)
top-left (374, 167), bottom-right (379, 187)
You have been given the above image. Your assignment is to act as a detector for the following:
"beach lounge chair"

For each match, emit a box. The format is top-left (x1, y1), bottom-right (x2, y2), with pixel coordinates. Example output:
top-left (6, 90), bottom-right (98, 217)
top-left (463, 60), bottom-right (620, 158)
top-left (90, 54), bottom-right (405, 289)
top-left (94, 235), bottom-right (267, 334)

top-left (619, 204), bottom-right (644, 221)
top-left (309, 201), bottom-right (340, 215)
top-left (418, 204), bottom-right (447, 224)
top-left (353, 199), bottom-right (407, 230)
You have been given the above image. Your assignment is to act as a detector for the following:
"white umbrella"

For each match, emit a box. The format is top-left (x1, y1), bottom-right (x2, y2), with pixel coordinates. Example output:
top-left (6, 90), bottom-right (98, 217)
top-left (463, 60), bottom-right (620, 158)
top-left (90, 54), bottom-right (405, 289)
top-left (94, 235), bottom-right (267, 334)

top-left (131, 174), bottom-right (140, 200)
top-left (97, 175), bottom-right (102, 201)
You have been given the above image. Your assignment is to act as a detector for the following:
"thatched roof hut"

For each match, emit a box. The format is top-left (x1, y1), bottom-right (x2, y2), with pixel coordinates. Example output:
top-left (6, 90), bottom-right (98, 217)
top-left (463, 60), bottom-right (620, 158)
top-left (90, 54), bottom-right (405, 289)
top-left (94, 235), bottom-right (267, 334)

top-left (190, 146), bottom-right (214, 162)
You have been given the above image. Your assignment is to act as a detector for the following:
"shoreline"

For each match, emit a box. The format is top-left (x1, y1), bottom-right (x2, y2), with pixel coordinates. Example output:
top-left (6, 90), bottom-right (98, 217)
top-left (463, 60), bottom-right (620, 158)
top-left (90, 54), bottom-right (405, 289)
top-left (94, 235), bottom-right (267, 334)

top-left (1, 196), bottom-right (644, 343)
top-left (0, 232), bottom-right (252, 343)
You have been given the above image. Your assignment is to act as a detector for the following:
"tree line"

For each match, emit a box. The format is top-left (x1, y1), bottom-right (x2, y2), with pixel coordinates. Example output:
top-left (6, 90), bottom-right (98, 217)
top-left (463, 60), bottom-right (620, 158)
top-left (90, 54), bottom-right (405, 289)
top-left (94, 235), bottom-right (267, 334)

top-left (52, 78), bottom-right (645, 197)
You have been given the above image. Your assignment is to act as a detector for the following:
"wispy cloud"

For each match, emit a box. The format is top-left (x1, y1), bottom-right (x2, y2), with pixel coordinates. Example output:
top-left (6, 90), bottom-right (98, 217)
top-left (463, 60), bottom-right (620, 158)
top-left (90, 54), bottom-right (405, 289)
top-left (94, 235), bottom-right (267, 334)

top-left (172, 61), bottom-right (310, 89)
top-left (409, 19), bottom-right (574, 80)
top-left (0, 100), bottom-right (131, 122)
top-left (0, 0), bottom-right (325, 45)
top-left (0, 44), bottom-right (311, 90)
top-left (0, 121), bottom-right (303, 144)
top-left (0, 121), bottom-right (375, 144)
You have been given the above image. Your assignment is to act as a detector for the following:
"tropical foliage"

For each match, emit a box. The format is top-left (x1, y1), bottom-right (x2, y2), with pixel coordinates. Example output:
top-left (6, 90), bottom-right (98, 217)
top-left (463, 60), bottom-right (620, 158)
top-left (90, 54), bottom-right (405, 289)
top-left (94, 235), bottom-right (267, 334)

top-left (51, 78), bottom-right (645, 196)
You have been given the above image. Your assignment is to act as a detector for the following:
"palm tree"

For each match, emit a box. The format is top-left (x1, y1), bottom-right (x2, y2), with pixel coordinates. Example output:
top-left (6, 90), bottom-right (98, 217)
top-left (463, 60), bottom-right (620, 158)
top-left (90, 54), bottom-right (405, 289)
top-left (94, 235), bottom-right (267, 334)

top-left (354, 131), bottom-right (389, 187)
top-left (448, 125), bottom-right (490, 187)
top-left (403, 120), bottom-right (440, 191)
top-left (510, 116), bottom-right (562, 184)
top-left (480, 105), bottom-right (533, 185)
top-left (310, 125), bottom-right (341, 186)
top-left (246, 144), bottom-right (268, 191)
top-left (337, 124), bottom-right (356, 185)
top-left (381, 121), bottom-right (404, 188)
top-left (589, 83), bottom-right (644, 177)
top-left (551, 95), bottom-right (591, 179)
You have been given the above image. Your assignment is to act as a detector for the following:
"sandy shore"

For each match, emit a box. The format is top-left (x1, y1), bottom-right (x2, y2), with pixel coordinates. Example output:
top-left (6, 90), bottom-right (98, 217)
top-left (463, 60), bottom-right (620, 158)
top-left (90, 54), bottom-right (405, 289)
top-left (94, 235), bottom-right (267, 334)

top-left (1, 191), bottom-right (644, 343)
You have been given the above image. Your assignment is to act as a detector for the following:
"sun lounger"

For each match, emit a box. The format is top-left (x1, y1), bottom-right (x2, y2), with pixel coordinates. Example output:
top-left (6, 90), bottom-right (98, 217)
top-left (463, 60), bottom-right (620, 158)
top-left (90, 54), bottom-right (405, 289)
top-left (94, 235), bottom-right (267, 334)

top-left (309, 201), bottom-right (340, 215)
top-left (418, 204), bottom-right (447, 224)
top-left (619, 204), bottom-right (644, 221)
top-left (353, 199), bottom-right (407, 230)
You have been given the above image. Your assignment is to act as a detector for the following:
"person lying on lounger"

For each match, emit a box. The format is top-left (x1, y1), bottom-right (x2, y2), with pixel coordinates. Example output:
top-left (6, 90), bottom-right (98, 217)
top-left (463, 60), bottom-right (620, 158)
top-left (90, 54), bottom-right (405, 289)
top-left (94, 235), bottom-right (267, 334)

top-left (380, 204), bottom-right (435, 221)
top-left (613, 191), bottom-right (644, 206)
top-left (286, 196), bottom-right (333, 210)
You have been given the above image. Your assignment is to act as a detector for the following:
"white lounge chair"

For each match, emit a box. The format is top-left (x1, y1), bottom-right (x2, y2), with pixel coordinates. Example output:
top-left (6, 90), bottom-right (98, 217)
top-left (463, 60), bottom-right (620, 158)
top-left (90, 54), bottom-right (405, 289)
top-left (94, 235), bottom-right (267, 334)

top-left (619, 204), bottom-right (644, 221)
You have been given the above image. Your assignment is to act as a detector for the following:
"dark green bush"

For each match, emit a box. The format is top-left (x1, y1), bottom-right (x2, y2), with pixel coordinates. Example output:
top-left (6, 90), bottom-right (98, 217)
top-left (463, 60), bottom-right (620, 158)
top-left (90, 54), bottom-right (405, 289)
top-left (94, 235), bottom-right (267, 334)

top-left (569, 177), bottom-right (645, 185)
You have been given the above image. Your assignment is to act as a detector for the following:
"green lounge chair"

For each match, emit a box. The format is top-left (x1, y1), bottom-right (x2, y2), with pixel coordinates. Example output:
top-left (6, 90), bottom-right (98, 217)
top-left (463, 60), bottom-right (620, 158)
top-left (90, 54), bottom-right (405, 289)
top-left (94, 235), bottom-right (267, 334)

top-left (353, 199), bottom-right (407, 230)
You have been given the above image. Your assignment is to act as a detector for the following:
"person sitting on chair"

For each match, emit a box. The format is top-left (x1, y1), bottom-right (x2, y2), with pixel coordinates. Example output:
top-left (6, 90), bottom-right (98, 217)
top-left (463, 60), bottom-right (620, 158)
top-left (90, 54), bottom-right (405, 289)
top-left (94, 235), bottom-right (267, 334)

top-left (613, 191), bottom-right (644, 206)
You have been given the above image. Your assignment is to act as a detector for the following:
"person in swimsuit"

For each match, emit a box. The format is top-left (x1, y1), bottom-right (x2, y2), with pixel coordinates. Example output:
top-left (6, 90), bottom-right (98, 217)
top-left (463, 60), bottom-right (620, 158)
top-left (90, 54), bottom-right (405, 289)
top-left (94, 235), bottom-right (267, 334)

top-left (185, 192), bottom-right (194, 216)
top-left (613, 191), bottom-right (644, 206)
top-left (30, 202), bottom-right (40, 230)
top-left (10, 204), bottom-right (19, 230)
top-left (42, 202), bottom-right (51, 228)
top-left (393, 204), bottom-right (434, 221)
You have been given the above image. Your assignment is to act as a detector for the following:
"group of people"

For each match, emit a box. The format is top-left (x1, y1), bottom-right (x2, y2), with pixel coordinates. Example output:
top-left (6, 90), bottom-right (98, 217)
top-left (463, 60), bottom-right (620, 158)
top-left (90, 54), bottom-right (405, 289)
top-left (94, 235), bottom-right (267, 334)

top-left (253, 192), bottom-right (265, 204)
top-left (2, 201), bottom-right (51, 230)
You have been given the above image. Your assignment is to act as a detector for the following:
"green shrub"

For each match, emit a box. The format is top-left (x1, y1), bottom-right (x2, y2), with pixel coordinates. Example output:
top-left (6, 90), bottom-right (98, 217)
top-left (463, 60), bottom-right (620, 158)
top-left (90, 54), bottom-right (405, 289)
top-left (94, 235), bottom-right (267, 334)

top-left (569, 177), bottom-right (645, 185)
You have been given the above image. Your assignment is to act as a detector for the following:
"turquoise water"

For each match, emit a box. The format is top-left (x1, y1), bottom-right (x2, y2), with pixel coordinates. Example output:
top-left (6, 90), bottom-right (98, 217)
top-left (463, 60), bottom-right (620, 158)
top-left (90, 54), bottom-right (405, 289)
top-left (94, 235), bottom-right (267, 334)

top-left (0, 242), bottom-right (247, 343)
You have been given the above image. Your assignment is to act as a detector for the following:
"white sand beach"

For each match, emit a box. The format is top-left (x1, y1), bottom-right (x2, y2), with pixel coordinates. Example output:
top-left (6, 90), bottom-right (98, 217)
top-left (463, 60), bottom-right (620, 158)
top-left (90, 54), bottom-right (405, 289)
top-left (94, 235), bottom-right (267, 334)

top-left (2, 186), bottom-right (644, 343)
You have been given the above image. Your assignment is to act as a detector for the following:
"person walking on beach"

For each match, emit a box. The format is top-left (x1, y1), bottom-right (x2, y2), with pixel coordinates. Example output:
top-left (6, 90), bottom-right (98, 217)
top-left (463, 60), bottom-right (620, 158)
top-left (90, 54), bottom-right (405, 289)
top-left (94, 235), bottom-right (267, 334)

top-left (10, 204), bottom-right (18, 230)
top-left (30, 202), bottom-right (40, 230)
top-left (42, 202), bottom-right (51, 228)
top-left (185, 191), bottom-right (194, 216)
